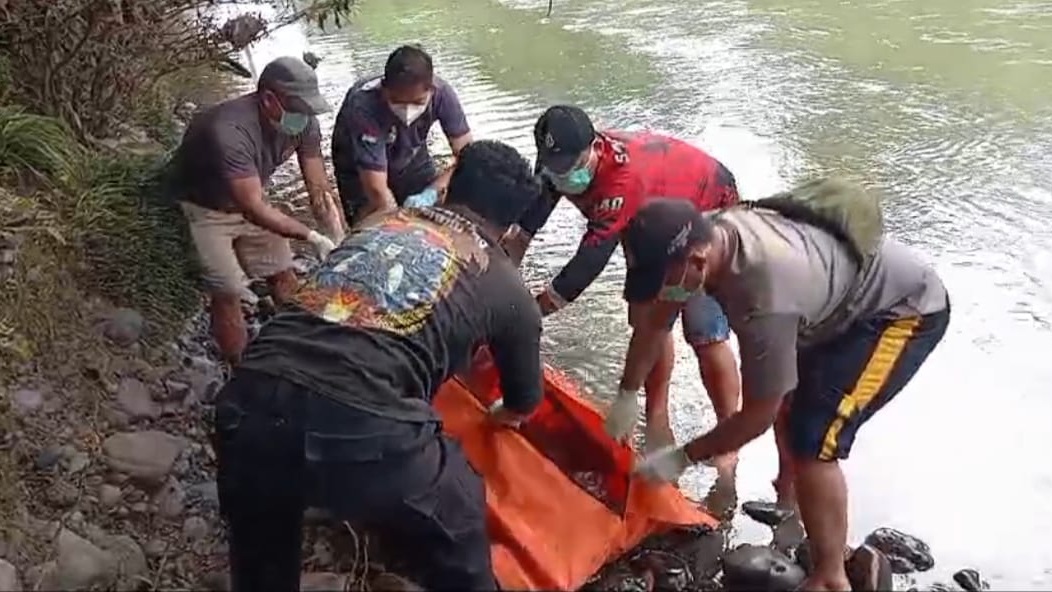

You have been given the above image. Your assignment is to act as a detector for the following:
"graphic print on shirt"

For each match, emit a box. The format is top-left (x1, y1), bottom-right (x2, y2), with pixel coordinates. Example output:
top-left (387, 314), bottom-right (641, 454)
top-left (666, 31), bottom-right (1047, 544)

top-left (293, 214), bottom-right (460, 334)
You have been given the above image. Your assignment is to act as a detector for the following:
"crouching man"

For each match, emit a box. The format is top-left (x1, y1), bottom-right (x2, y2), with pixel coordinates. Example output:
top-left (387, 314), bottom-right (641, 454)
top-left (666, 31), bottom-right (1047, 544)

top-left (212, 140), bottom-right (544, 592)
top-left (623, 180), bottom-right (950, 591)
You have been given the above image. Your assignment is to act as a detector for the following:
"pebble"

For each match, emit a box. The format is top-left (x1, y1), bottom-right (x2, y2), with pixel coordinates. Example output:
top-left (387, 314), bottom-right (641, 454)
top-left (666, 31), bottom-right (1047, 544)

top-left (102, 430), bottom-right (188, 483)
top-left (66, 452), bottom-right (91, 474)
top-left (11, 389), bottom-right (44, 415)
top-left (34, 446), bottom-right (64, 471)
top-left (144, 539), bottom-right (167, 559)
top-left (45, 480), bottom-right (79, 509)
top-left (37, 528), bottom-right (117, 590)
top-left (115, 377), bottom-right (161, 420)
top-left (103, 308), bottom-right (145, 346)
top-left (0, 559), bottom-right (20, 591)
top-left (741, 500), bottom-right (794, 527)
top-left (864, 527), bottom-right (935, 574)
top-left (187, 480), bottom-right (220, 511)
top-left (153, 479), bottom-right (186, 518)
top-left (183, 516), bottom-right (210, 542)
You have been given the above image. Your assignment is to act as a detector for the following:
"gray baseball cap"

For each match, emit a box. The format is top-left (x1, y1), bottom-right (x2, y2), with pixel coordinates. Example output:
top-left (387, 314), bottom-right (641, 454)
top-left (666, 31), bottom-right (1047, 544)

top-left (257, 56), bottom-right (331, 115)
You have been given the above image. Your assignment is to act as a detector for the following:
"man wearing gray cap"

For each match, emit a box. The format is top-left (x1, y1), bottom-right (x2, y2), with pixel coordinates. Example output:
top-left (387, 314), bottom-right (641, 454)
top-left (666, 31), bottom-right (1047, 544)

top-left (166, 56), bottom-right (345, 364)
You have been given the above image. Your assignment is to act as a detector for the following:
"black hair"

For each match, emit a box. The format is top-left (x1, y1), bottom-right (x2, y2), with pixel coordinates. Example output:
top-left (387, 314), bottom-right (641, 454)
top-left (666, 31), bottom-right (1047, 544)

top-left (446, 140), bottom-right (542, 229)
top-left (382, 44), bottom-right (434, 90)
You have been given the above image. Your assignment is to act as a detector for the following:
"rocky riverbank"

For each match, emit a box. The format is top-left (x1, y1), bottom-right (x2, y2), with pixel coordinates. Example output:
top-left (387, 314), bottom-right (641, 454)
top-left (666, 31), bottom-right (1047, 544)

top-left (0, 274), bottom-right (996, 592)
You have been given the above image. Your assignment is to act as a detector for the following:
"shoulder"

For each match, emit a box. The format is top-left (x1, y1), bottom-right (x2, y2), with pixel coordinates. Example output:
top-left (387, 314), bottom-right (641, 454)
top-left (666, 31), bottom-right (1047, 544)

top-left (340, 76), bottom-right (384, 120)
top-left (432, 76), bottom-right (460, 101)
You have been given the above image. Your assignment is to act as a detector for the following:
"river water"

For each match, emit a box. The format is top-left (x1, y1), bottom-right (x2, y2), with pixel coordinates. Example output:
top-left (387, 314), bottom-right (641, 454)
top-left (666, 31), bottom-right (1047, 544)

top-left (241, 0), bottom-right (1052, 588)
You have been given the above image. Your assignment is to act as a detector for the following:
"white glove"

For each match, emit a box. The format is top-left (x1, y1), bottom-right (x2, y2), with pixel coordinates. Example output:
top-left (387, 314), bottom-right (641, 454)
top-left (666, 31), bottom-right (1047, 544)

top-left (306, 230), bottom-right (336, 260)
top-left (634, 444), bottom-right (692, 484)
top-left (404, 187), bottom-right (439, 208)
top-left (488, 398), bottom-right (524, 428)
top-left (604, 388), bottom-right (640, 443)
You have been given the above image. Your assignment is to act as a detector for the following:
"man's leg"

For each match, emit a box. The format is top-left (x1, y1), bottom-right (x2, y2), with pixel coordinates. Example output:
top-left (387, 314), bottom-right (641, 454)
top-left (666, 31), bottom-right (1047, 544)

top-left (789, 308), bottom-right (950, 590)
top-left (682, 294), bottom-right (741, 469)
top-left (214, 371), bottom-right (308, 592)
top-left (180, 202), bottom-right (252, 363)
top-left (237, 223), bottom-right (298, 304)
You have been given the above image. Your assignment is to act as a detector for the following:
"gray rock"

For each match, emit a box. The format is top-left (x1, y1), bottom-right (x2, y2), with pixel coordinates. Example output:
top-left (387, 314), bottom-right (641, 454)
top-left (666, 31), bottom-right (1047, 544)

top-left (46, 480), bottom-right (79, 508)
top-left (152, 478), bottom-right (186, 519)
top-left (182, 516), bottom-right (210, 542)
top-left (678, 527), bottom-right (725, 579)
top-left (953, 569), bottom-right (989, 591)
top-left (116, 377), bottom-right (161, 420)
top-left (103, 431), bottom-right (188, 482)
top-left (81, 526), bottom-right (147, 592)
top-left (103, 308), bottom-right (145, 346)
top-left (34, 446), bottom-right (63, 471)
top-left (0, 559), bottom-right (20, 591)
top-left (38, 529), bottom-right (117, 590)
top-left (144, 539), bottom-right (167, 559)
top-left (23, 562), bottom-right (54, 590)
top-left (11, 389), bottom-right (43, 415)
top-left (162, 379), bottom-right (192, 402)
top-left (187, 480), bottom-right (219, 511)
top-left (66, 452), bottom-right (91, 474)
top-left (864, 527), bottom-right (935, 574)
top-left (722, 544), bottom-right (806, 591)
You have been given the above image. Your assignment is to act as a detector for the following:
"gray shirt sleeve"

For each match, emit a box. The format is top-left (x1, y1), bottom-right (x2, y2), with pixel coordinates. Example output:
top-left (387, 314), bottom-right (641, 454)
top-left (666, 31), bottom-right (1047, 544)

top-left (296, 117), bottom-right (323, 158)
top-left (213, 124), bottom-right (259, 181)
top-left (736, 313), bottom-right (801, 401)
top-left (435, 83), bottom-right (470, 139)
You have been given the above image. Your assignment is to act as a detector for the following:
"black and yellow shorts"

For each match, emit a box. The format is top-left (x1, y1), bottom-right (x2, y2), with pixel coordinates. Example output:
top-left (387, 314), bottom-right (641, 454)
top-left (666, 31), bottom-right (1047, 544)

top-left (788, 302), bottom-right (951, 461)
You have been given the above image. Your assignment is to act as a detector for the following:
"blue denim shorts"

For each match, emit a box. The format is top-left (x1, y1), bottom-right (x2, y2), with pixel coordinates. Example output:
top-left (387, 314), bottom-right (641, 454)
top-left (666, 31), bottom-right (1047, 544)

top-left (666, 293), bottom-right (730, 346)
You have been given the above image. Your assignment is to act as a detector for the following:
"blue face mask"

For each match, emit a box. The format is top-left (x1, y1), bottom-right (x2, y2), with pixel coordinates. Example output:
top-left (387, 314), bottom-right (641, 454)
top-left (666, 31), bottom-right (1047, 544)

top-left (278, 109), bottom-right (310, 135)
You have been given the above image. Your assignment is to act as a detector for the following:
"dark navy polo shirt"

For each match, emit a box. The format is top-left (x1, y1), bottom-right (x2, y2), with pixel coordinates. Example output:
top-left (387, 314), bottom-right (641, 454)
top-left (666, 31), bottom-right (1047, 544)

top-left (332, 75), bottom-right (470, 177)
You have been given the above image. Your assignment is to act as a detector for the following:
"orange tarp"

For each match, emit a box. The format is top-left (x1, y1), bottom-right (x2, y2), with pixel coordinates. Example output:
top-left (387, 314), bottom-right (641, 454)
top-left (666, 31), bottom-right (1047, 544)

top-left (434, 350), bottom-right (718, 591)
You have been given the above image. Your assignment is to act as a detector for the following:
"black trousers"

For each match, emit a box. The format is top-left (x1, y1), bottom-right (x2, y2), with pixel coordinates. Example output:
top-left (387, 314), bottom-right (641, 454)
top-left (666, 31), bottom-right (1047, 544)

top-left (332, 137), bottom-right (437, 226)
top-left (213, 369), bottom-right (496, 591)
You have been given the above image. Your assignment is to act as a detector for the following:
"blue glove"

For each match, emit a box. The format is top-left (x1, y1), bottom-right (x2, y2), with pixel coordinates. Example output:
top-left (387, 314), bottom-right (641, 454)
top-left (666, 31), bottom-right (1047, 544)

top-left (404, 187), bottom-right (439, 208)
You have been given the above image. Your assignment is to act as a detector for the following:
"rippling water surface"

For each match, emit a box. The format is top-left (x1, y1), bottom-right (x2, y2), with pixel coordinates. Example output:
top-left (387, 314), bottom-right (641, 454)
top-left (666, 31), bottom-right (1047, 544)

top-left (241, 0), bottom-right (1052, 587)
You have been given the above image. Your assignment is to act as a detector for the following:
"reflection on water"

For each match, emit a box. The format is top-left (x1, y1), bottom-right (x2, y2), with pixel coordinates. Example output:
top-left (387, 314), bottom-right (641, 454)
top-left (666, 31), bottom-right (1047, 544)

top-left (236, 0), bottom-right (1052, 587)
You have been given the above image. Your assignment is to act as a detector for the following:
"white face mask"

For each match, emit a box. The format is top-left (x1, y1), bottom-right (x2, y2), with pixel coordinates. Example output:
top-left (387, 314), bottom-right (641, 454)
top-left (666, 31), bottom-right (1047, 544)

top-left (390, 96), bottom-right (430, 125)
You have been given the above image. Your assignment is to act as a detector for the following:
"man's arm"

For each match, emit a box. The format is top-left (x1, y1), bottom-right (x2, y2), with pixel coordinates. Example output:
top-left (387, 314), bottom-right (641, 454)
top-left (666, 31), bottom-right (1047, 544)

top-left (618, 300), bottom-right (684, 391)
top-left (488, 281), bottom-right (545, 417)
top-left (346, 113), bottom-right (396, 215)
top-left (217, 127), bottom-right (313, 239)
top-left (296, 121), bottom-right (346, 241)
top-left (536, 191), bottom-right (631, 315)
top-left (429, 83), bottom-right (473, 199)
top-left (682, 314), bottom-right (801, 462)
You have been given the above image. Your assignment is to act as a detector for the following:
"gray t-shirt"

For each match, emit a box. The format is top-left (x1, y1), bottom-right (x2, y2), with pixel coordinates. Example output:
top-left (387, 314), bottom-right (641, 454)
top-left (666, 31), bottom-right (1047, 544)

top-left (331, 75), bottom-right (470, 176)
top-left (711, 208), bottom-right (948, 401)
top-left (166, 93), bottom-right (322, 212)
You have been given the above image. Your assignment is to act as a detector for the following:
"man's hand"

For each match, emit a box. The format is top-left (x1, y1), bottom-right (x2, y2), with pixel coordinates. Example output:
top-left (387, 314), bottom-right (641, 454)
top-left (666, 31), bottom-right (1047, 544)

top-left (299, 155), bottom-right (346, 242)
top-left (306, 230), bottom-right (336, 260)
top-left (314, 188), bottom-right (346, 242)
top-left (534, 285), bottom-right (567, 317)
top-left (634, 444), bottom-right (692, 484)
top-left (488, 398), bottom-right (526, 428)
top-left (604, 388), bottom-right (640, 444)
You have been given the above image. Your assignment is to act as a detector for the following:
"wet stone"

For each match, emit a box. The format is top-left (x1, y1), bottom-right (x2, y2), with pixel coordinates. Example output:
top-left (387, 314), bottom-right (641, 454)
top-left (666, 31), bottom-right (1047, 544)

top-left (721, 544), bottom-right (805, 591)
top-left (953, 568), bottom-right (989, 591)
top-left (741, 500), bottom-right (794, 527)
top-left (864, 527), bottom-right (935, 574)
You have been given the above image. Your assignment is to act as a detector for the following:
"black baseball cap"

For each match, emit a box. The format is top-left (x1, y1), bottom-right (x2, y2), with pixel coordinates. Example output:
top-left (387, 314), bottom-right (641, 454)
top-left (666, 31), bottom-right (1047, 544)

top-left (258, 56), bottom-right (332, 115)
top-left (623, 199), bottom-right (715, 302)
top-left (533, 105), bottom-right (596, 174)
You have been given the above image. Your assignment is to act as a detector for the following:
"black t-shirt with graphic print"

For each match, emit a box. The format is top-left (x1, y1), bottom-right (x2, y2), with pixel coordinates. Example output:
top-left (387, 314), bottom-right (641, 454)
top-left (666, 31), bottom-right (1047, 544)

top-left (239, 206), bottom-right (544, 423)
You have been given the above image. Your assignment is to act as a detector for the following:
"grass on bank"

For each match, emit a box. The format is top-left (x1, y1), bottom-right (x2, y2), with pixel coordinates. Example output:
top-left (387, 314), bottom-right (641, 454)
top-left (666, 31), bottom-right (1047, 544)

top-left (0, 106), bottom-right (201, 374)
